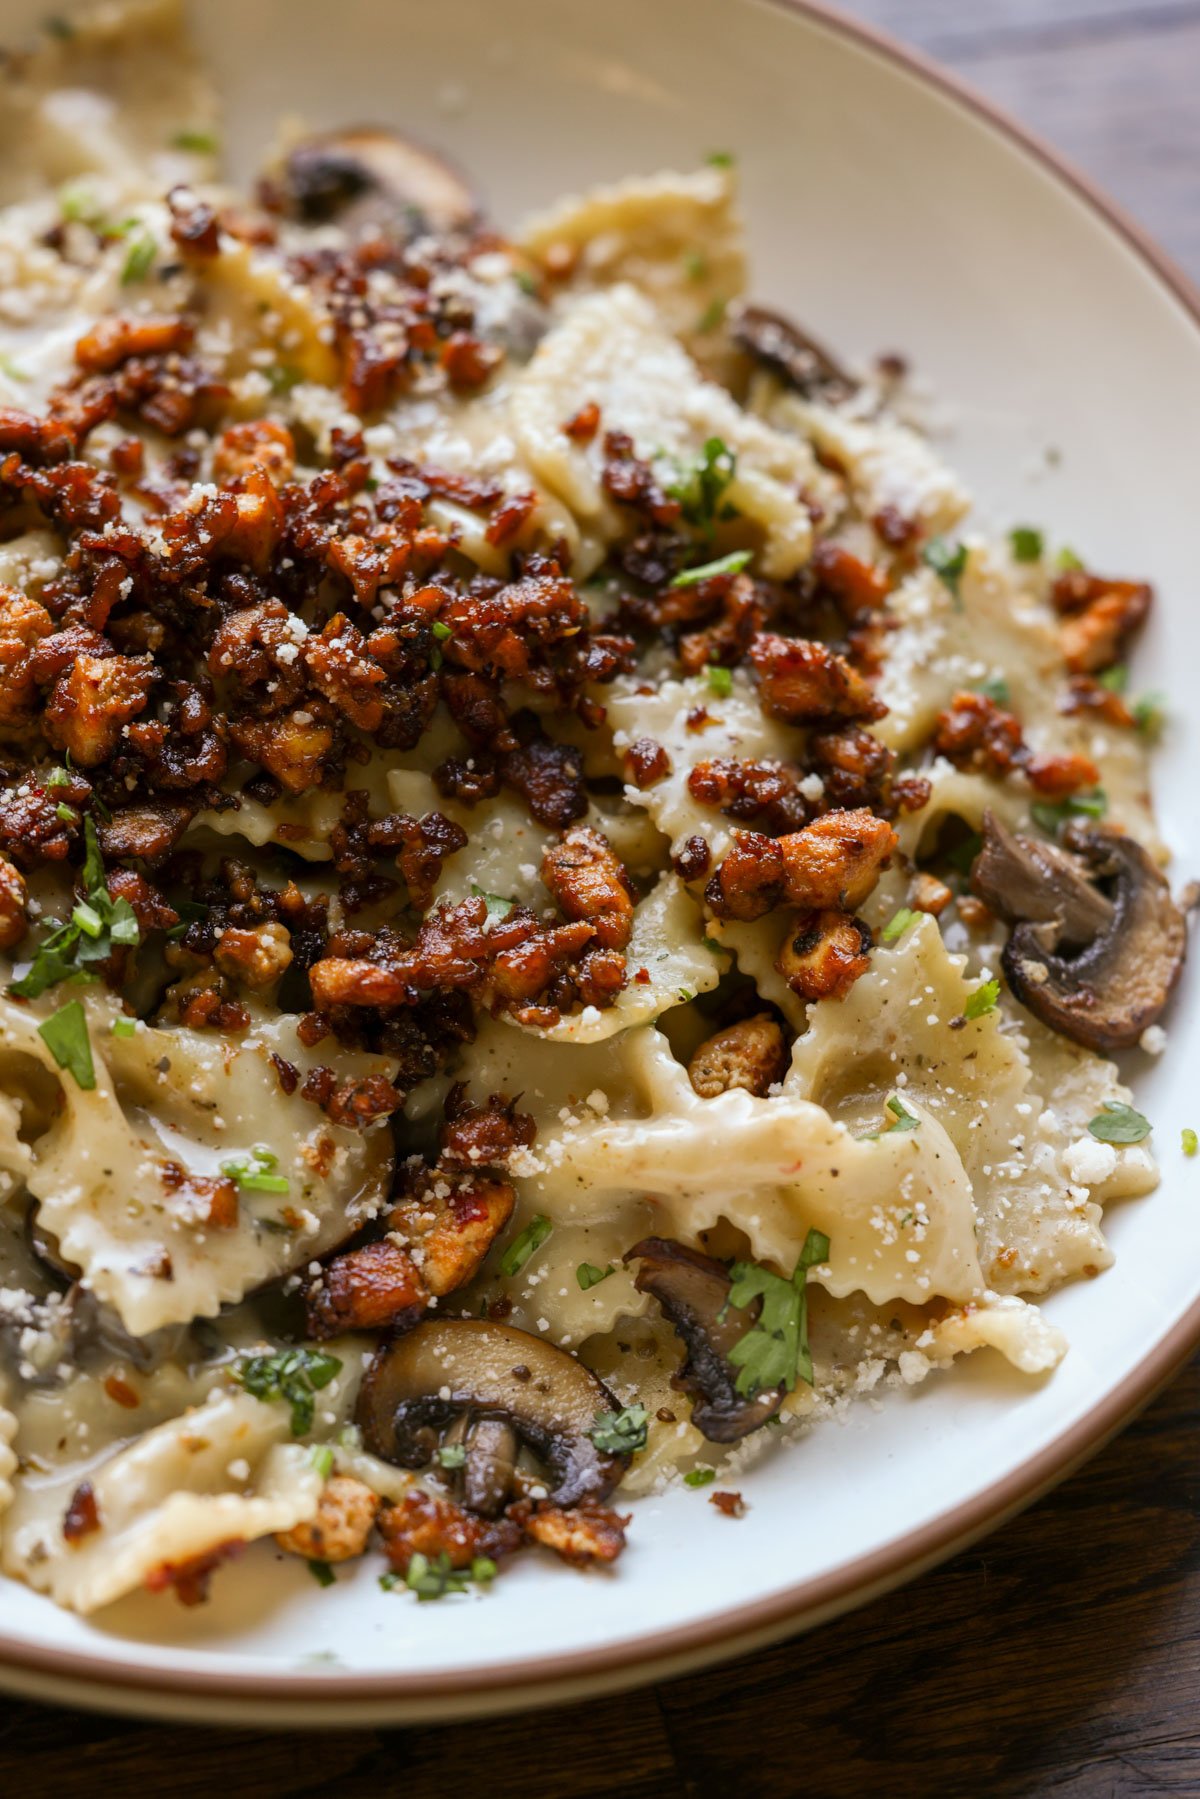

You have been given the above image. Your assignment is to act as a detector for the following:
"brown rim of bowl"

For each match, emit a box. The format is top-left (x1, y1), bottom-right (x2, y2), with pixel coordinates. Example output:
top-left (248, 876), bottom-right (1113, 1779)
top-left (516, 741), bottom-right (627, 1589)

top-left (3, 0), bottom-right (1200, 1721)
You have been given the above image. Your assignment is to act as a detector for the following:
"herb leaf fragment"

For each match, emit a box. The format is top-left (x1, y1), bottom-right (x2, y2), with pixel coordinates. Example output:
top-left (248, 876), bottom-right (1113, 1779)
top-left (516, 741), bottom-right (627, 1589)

top-left (963, 978), bottom-right (1001, 1021)
top-left (37, 998), bottom-right (96, 1091)
top-left (232, 1348), bottom-right (342, 1437)
top-left (671, 549), bottom-right (752, 590)
top-left (589, 1403), bottom-right (649, 1456)
top-left (727, 1228), bottom-right (831, 1399)
top-left (220, 1144), bottom-right (290, 1194)
top-left (576, 1262), bottom-right (614, 1290)
top-left (881, 906), bottom-right (918, 944)
top-left (923, 537), bottom-right (968, 597)
top-left (1009, 526), bottom-right (1044, 563)
top-left (499, 1214), bottom-right (552, 1277)
top-left (11, 816), bottom-right (140, 999)
top-left (1087, 1101), bottom-right (1151, 1145)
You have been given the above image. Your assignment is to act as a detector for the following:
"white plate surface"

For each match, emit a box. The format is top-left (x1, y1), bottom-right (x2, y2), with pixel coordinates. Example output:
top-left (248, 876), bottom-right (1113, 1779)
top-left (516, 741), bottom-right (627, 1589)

top-left (1, 0), bottom-right (1199, 1725)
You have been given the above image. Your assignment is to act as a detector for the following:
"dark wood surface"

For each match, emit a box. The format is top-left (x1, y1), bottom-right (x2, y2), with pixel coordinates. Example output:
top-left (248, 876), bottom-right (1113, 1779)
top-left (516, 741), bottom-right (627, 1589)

top-left (4, 4), bottom-right (1198, 1793)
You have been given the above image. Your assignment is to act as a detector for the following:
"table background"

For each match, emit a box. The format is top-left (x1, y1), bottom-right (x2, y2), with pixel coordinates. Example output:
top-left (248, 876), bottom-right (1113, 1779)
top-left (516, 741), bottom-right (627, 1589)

top-left (4, 3), bottom-right (1199, 1792)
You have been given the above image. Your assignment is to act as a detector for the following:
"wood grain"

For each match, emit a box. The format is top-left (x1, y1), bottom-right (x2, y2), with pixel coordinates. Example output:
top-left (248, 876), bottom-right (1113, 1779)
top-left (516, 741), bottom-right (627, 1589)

top-left (2, 5), bottom-right (1196, 1794)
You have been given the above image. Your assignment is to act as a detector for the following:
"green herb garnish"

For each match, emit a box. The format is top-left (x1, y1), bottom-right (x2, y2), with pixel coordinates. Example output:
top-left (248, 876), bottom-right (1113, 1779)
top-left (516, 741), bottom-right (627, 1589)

top-left (307, 1560), bottom-right (336, 1588)
top-left (436, 1444), bottom-right (467, 1470)
top-left (1030, 789), bottom-right (1107, 836)
top-left (171, 129), bottom-right (220, 153)
top-left (232, 1348), bottom-right (342, 1437)
top-left (727, 1228), bottom-right (830, 1398)
top-left (684, 1468), bottom-right (716, 1488)
top-left (37, 998), bottom-right (95, 1091)
top-left (220, 1144), bottom-right (290, 1194)
top-left (1098, 664), bottom-right (1128, 694)
top-left (963, 978), bottom-right (1000, 1021)
top-left (403, 1551), bottom-right (486, 1602)
top-left (1009, 526), bottom-right (1044, 563)
top-left (111, 1014), bottom-right (137, 1039)
top-left (1087, 1101), bottom-right (1151, 1145)
top-left (1183, 1129), bottom-right (1197, 1158)
top-left (1132, 692), bottom-right (1166, 738)
top-left (576, 1262), bottom-right (614, 1290)
top-left (120, 230), bottom-right (157, 285)
top-left (923, 537), bottom-right (968, 597)
top-left (975, 675), bottom-right (1011, 706)
top-left (706, 150), bottom-right (735, 168)
top-left (589, 1404), bottom-right (649, 1456)
top-left (309, 1444), bottom-right (335, 1479)
top-left (665, 436), bottom-right (737, 533)
top-left (1056, 546), bottom-right (1084, 571)
top-left (11, 817), bottom-right (140, 999)
top-left (499, 1214), bottom-right (551, 1277)
top-left (683, 250), bottom-right (709, 281)
top-left (431, 619), bottom-right (454, 641)
top-left (672, 550), bottom-right (752, 591)
top-left (469, 882), bottom-right (515, 922)
top-left (696, 297), bottom-right (727, 334)
top-left (885, 1094), bottom-right (920, 1132)
top-left (706, 664), bottom-right (734, 698)
top-left (880, 907), bottom-right (917, 944)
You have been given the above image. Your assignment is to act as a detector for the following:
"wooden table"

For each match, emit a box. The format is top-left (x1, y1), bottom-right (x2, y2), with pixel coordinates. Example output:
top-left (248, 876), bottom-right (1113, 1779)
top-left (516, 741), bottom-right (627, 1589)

top-left (5, 4), bottom-right (1198, 1792)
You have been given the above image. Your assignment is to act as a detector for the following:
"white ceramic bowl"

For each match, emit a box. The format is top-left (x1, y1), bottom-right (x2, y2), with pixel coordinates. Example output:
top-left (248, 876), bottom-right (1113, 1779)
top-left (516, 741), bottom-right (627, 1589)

top-left (2, 0), bottom-right (1199, 1726)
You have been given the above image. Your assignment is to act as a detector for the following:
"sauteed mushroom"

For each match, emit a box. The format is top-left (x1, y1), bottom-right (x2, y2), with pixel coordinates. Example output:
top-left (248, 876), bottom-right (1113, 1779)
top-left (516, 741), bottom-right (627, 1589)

top-left (278, 127), bottom-right (478, 238)
top-left (357, 1319), bottom-right (628, 1509)
top-left (730, 301), bottom-right (855, 404)
top-left (970, 810), bottom-right (1187, 1052)
top-left (626, 1238), bottom-right (783, 1441)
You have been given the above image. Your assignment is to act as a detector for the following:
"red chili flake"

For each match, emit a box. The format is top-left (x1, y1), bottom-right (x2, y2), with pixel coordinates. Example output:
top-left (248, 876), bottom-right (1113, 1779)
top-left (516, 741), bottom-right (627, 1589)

top-left (104, 1375), bottom-right (141, 1410)
top-left (709, 1489), bottom-right (747, 1519)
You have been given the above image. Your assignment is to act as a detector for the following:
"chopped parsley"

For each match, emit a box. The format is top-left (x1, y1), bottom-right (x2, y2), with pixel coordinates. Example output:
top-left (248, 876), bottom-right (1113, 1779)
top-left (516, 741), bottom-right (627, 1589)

top-left (1030, 789), bottom-right (1107, 837)
top-left (499, 1214), bottom-right (552, 1277)
top-left (431, 619), bottom-right (454, 641)
top-left (1056, 546), bottom-right (1084, 571)
top-left (307, 1560), bottom-right (336, 1588)
top-left (309, 1444), bottom-right (335, 1479)
top-left (706, 150), bottom-right (736, 168)
top-left (672, 549), bottom-right (752, 590)
top-left (1183, 1129), bottom-right (1198, 1158)
top-left (120, 230), bottom-right (157, 286)
top-left (590, 1403), bottom-right (649, 1456)
top-left (220, 1144), bottom-right (290, 1194)
top-left (435, 1444), bottom-right (467, 1470)
top-left (974, 675), bottom-right (1011, 706)
top-left (963, 978), bottom-right (1000, 1021)
top-left (684, 1468), bottom-right (716, 1488)
top-left (1009, 526), bottom-right (1044, 563)
top-left (1087, 1101), bottom-right (1151, 1145)
top-left (171, 129), bottom-right (220, 153)
top-left (110, 1014), bottom-right (137, 1039)
top-left (683, 250), bottom-right (709, 281)
top-left (706, 664), bottom-right (734, 698)
top-left (1098, 664), bottom-right (1128, 694)
top-left (10, 816), bottom-right (140, 999)
top-left (37, 999), bottom-right (95, 1091)
top-left (665, 436), bottom-right (737, 533)
top-left (727, 1228), bottom-right (830, 1397)
top-left (922, 537), bottom-right (967, 597)
top-left (576, 1262), bottom-right (614, 1290)
top-left (885, 1094), bottom-right (920, 1132)
top-left (696, 297), bottom-right (727, 334)
top-left (880, 906), bottom-right (917, 944)
top-left (232, 1348), bottom-right (342, 1437)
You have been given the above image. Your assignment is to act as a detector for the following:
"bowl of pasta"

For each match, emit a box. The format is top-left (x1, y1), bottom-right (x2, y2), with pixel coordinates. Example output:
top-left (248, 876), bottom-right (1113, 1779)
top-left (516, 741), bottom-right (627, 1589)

top-left (0, 0), bottom-right (1197, 1725)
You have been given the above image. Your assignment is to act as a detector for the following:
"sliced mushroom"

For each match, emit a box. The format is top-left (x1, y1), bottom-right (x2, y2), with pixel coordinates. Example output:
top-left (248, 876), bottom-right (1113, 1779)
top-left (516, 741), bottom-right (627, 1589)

top-left (626, 1238), bottom-right (782, 1442)
top-left (971, 810), bottom-right (1186, 1051)
top-left (730, 302), bottom-right (855, 404)
top-left (357, 1319), bottom-right (627, 1509)
top-left (278, 128), bottom-right (478, 239)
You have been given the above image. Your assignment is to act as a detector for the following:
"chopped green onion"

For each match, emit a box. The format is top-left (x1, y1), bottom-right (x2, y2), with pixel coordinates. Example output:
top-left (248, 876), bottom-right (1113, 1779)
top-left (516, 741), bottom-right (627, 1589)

top-left (1030, 790), bottom-right (1107, 836)
top-left (683, 250), bottom-right (709, 281)
top-left (171, 129), bottom-right (220, 153)
top-left (435, 1444), bottom-right (467, 1470)
top-left (885, 1094), bottom-right (919, 1132)
top-left (1056, 546), bottom-right (1084, 571)
top-left (54, 802), bottom-right (76, 824)
top-left (672, 550), bottom-right (751, 591)
top-left (974, 675), bottom-right (1011, 706)
top-left (576, 1262), bottom-right (614, 1290)
top-left (880, 907), bottom-right (917, 944)
top-left (307, 1560), bottom-right (336, 1588)
top-left (231, 1348), bottom-right (342, 1437)
top-left (111, 1015), bottom-right (137, 1039)
top-left (120, 231), bottom-right (157, 286)
top-left (1009, 526), bottom-right (1044, 563)
top-left (1132, 692), bottom-right (1166, 738)
top-left (684, 1467), bottom-right (717, 1488)
top-left (1183, 1129), bottom-right (1197, 1158)
top-left (1098, 664), bottom-right (1128, 694)
top-left (923, 537), bottom-right (968, 596)
top-left (309, 1444), bottom-right (335, 1479)
top-left (499, 1214), bottom-right (552, 1278)
top-left (706, 664), bottom-right (734, 699)
top-left (706, 150), bottom-right (735, 168)
top-left (431, 619), bottom-right (454, 641)
top-left (220, 1144), bottom-right (290, 1193)
top-left (696, 298), bottom-right (727, 333)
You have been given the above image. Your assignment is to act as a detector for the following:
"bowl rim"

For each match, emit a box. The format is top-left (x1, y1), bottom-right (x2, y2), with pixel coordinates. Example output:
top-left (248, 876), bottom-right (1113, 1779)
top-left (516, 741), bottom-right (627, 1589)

top-left (3, 0), bottom-right (1200, 1724)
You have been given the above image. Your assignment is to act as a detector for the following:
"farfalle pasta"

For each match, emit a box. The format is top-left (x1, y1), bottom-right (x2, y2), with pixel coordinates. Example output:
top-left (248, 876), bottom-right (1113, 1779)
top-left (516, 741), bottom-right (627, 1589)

top-left (0, 0), bottom-right (1183, 1619)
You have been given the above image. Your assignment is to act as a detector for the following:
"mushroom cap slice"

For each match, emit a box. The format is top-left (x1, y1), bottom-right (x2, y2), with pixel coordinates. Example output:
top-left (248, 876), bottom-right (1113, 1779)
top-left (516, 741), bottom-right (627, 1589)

top-left (626, 1237), bottom-right (783, 1442)
top-left (279, 128), bottom-right (478, 239)
top-left (971, 811), bottom-right (1186, 1052)
top-left (357, 1319), bottom-right (628, 1509)
top-left (729, 302), bottom-right (855, 404)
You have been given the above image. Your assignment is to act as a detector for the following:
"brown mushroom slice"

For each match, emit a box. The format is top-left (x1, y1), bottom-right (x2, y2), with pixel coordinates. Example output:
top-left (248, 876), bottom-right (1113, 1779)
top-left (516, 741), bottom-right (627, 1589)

top-left (357, 1319), bottom-right (627, 1509)
top-left (279, 128), bottom-right (478, 238)
top-left (971, 811), bottom-right (1186, 1052)
top-left (730, 301), bottom-right (855, 404)
top-left (626, 1238), bottom-right (783, 1442)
